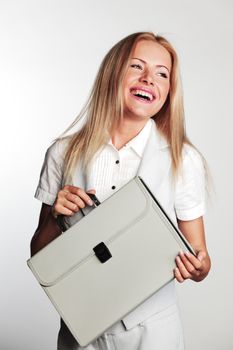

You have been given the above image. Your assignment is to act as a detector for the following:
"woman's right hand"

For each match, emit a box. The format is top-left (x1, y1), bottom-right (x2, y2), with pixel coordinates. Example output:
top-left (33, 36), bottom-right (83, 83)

top-left (52, 185), bottom-right (96, 217)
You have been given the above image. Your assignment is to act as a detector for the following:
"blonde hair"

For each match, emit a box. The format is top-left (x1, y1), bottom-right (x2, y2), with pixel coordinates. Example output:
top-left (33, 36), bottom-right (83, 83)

top-left (58, 32), bottom-right (199, 181)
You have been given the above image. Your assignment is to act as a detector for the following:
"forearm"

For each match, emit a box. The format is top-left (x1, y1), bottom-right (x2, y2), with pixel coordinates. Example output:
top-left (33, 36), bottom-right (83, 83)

top-left (30, 209), bottom-right (62, 257)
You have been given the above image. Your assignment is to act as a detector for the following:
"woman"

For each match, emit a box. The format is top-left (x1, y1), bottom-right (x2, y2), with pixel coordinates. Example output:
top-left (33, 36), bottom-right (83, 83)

top-left (31, 32), bottom-right (211, 350)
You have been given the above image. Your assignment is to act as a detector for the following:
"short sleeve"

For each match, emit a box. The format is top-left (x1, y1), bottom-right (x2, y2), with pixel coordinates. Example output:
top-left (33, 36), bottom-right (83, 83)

top-left (34, 139), bottom-right (67, 205)
top-left (174, 145), bottom-right (206, 221)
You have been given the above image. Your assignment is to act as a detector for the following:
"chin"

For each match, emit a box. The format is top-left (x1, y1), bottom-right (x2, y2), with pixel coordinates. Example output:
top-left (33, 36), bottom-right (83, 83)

top-left (124, 107), bottom-right (155, 120)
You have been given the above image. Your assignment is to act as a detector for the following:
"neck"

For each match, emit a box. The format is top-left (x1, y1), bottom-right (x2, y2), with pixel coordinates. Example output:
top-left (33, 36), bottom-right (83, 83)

top-left (111, 118), bottom-right (149, 150)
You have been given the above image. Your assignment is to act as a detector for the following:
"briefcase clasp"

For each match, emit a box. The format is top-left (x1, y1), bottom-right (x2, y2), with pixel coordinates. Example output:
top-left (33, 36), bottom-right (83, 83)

top-left (93, 242), bottom-right (112, 263)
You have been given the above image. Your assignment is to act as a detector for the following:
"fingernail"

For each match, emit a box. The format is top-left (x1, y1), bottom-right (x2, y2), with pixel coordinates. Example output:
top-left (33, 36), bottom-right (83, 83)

top-left (185, 251), bottom-right (191, 257)
top-left (88, 200), bottom-right (93, 206)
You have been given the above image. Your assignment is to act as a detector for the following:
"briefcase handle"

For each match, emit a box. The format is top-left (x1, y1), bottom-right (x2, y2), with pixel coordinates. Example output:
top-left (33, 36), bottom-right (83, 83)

top-left (56, 193), bottom-right (101, 232)
top-left (88, 193), bottom-right (101, 207)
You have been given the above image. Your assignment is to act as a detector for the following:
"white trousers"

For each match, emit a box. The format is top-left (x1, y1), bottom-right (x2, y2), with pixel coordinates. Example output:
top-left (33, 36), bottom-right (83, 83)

top-left (57, 304), bottom-right (184, 350)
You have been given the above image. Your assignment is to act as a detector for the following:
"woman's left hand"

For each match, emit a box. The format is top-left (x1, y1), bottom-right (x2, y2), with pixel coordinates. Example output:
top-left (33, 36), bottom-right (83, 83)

top-left (174, 250), bottom-right (210, 283)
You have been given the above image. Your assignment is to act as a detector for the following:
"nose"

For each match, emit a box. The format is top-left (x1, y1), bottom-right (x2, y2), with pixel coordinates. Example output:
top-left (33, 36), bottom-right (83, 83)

top-left (139, 68), bottom-right (154, 86)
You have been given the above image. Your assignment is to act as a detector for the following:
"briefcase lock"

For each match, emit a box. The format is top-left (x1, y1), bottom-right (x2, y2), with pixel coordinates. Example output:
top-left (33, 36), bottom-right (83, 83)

top-left (93, 242), bottom-right (112, 263)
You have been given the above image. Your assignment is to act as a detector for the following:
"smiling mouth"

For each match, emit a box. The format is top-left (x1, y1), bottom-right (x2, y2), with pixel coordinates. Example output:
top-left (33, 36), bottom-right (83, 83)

top-left (130, 89), bottom-right (155, 102)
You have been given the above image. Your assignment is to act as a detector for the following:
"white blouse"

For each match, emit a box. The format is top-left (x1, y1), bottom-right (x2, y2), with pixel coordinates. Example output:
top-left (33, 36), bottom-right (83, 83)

top-left (35, 118), bottom-right (205, 222)
top-left (34, 119), bottom-right (206, 329)
top-left (86, 119), bottom-right (152, 202)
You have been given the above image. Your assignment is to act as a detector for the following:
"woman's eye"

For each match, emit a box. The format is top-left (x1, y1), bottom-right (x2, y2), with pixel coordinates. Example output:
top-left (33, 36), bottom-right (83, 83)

top-left (131, 64), bottom-right (142, 70)
top-left (157, 72), bottom-right (168, 78)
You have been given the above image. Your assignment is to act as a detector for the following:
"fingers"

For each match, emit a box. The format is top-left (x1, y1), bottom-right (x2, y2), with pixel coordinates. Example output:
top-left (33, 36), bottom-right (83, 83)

top-left (183, 251), bottom-right (204, 270)
top-left (174, 251), bottom-right (202, 283)
top-left (175, 255), bottom-right (192, 281)
top-left (86, 189), bottom-right (96, 195)
top-left (174, 267), bottom-right (185, 283)
top-left (53, 186), bottom-right (96, 217)
top-left (53, 202), bottom-right (76, 217)
top-left (63, 185), bottom-right (95, 206)
top-left (65, 193), bottom-right (86, 209)
top-left (179, 251), bottom-right (199, 274)
top-left (196, 251), bottom-right (207, 263)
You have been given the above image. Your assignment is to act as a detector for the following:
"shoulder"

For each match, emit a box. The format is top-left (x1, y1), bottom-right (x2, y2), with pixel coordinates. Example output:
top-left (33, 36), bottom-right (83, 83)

top-left (182, 143), bottom-right (202, 159)
top-left (180, 143), bottom-right (205, 174)
top-left (45, 136), bottom-right (71, 166)
top-left (175, 144), bottom-right (206, 220)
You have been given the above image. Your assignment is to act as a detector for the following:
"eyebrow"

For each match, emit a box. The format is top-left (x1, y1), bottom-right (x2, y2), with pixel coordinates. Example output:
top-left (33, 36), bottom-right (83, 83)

top-left (131, 57), bottom-right (170, 73)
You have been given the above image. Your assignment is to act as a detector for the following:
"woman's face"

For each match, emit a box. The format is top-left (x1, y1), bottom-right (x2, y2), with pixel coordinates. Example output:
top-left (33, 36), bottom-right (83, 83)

top-left (122, 40), bottom-right (172, 122)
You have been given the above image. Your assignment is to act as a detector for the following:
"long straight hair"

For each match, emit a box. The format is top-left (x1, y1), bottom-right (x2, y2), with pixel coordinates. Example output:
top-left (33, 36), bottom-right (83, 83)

top-left (58, 32), bottom-right (199, 182)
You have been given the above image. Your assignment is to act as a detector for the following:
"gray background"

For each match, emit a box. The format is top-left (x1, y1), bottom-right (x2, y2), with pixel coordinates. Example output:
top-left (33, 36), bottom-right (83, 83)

top-left (0, 0), bottom-right (232, 349)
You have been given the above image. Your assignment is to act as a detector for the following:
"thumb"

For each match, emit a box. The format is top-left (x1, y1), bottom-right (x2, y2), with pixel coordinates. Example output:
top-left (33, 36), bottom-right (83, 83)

top-left (86, 189), bottom-right (96, 194)
top-left (197, 251), bottom-right (206, 262)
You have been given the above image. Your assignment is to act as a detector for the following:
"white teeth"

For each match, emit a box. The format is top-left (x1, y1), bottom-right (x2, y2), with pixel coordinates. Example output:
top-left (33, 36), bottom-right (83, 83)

top-left (131, 89), bottom-right (153, 101)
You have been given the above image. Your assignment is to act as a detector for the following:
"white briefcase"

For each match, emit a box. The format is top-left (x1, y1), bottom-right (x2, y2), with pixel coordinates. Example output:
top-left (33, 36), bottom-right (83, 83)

top-left (27, 176), bottom-right (195, 346)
